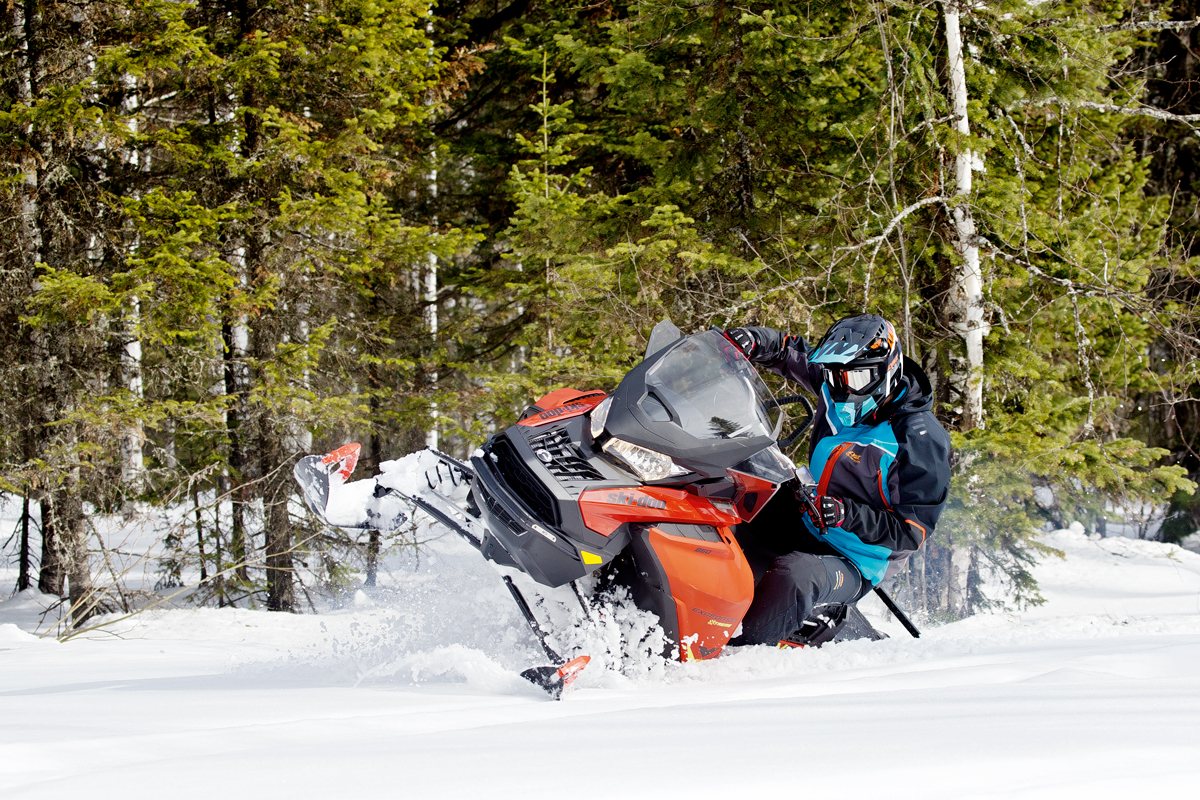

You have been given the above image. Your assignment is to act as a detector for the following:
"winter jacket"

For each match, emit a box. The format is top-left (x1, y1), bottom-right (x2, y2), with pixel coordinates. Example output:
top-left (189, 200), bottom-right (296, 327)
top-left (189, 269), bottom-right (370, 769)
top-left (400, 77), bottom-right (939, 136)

top-left (743, 327), bottom-right (952, 585)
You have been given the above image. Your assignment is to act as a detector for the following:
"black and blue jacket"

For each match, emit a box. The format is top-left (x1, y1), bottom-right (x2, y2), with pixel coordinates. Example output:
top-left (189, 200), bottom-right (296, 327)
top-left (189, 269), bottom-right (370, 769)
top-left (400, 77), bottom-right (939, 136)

top-left (745, 327), bottom-right (952, 585)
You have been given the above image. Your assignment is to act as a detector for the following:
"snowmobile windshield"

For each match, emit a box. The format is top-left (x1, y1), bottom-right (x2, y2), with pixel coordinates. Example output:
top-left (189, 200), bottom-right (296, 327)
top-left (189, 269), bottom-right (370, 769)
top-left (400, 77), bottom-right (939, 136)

top-left (645, 330), bottom-right (784, 441)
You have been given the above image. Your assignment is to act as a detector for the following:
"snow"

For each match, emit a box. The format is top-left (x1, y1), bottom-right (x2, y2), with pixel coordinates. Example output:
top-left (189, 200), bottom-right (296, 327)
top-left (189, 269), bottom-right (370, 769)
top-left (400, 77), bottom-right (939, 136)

top-left (4, 501), bottom-right (1200, 796)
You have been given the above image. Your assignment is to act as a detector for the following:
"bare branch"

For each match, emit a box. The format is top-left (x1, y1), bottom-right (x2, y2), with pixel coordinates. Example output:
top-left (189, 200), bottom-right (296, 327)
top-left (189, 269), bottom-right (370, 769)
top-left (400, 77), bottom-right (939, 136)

top-left (835, 196), bottom-right (948, 256)
top-left (1011, 97), bottom-right (1200, 127)
top-left (1075, 101), bottom-right (1200, 124)
top-left (1098, 18), bottom-right (1200, 34)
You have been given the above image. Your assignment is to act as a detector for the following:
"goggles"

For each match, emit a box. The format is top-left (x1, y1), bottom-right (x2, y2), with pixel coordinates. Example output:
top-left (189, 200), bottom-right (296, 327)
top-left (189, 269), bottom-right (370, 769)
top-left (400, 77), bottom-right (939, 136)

top-left (823, 363), bottom-right (885, 397)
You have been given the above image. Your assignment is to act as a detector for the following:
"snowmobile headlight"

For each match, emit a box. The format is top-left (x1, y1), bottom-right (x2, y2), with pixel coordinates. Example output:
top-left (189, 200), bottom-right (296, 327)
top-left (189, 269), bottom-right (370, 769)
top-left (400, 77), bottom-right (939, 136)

top-left (590, 396), bottom-right (612, 439)
top-left (602, 437), bottom-right (689, 481)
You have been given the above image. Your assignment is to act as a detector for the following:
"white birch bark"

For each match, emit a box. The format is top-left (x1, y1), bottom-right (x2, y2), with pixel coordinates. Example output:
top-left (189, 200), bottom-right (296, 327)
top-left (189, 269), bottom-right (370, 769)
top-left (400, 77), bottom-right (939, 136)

top-left (119, 75), bottom-right (145, 493)
top-left (284, 304), bottom-right (313, 455)
top-left (13, 3), bottom-right (39, 264)
top-left (942, 2), bottom-right (989, 431)
top-left (425, 151), bottom-right (439, 450)
top-left (120, 297), bottom-right (145, 490)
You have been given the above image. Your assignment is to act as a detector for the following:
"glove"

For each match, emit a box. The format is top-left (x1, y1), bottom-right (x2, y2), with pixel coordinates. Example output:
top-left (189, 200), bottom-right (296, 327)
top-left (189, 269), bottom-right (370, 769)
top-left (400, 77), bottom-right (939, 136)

top-left (725, 327), bottom-right (759, 359)
top-left (809, 495), bottom-right (845, 529)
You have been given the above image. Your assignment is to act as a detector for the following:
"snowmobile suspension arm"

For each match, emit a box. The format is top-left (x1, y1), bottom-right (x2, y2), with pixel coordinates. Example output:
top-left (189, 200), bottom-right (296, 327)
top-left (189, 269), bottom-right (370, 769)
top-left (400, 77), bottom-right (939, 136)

top-left (873, 586), bottom-right (921, 639)
top-left (396, 491), bottom-right (482, 551)
top-left (403, 478), bottom-right (568, 667)
top-left (503, 576), bottom-right (564, 666)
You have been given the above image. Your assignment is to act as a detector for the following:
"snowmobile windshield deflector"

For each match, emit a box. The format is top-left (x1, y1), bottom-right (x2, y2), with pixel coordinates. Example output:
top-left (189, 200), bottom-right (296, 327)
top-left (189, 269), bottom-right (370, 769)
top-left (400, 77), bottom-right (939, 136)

top-left (645, 330), bottom-right (783, 441)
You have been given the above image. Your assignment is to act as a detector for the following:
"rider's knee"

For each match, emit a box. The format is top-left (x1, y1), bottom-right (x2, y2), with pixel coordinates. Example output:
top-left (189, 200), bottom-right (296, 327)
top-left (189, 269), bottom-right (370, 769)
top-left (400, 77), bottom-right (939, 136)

top-left (770, 551), bottom-right (826, 593)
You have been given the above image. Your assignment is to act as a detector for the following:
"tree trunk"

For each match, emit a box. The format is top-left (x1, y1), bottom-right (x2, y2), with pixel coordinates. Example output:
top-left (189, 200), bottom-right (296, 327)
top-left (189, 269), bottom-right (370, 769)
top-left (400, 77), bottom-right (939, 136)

top-left (222, 314), bottom-right (249, 582)
top-left (17, 496), bottom-right (32, 591)
top-left (965, 545), bottom-right (982, 615)
top-left (260, 390), bottom-right (294, 612)
top-left (365, 427), bottom-right (383, 588)
top-left (37, 499), bottom-right (62, 596)
top-left (59, 425), bottom-right (94, 627)
top-left (250, 256), bottom-right (294, 612)
top-left (120, 297), bottom-right (145, 508)
top-left (946, 543), bottom-right (971, 618)
top-left (194, 488), bottom-right (208, 582)
top-left (941, 2), bottom-right (988, 431)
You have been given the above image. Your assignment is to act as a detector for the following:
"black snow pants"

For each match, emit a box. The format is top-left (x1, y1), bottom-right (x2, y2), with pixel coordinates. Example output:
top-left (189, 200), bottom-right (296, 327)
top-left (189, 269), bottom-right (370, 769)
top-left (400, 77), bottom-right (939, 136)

top-left (730, 491), bottom-right (865, 646)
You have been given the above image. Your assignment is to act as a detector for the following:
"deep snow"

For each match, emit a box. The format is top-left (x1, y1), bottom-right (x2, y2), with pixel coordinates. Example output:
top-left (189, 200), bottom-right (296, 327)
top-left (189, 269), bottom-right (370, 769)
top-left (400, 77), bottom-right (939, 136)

top-left (3, 487), bottom-right (1200, 797)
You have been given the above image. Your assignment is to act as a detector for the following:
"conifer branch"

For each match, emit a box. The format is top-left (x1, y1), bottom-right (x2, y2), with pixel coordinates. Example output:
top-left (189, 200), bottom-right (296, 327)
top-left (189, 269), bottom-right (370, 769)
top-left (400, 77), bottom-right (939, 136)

top-left (973, 235), bottom-right (1200, 352)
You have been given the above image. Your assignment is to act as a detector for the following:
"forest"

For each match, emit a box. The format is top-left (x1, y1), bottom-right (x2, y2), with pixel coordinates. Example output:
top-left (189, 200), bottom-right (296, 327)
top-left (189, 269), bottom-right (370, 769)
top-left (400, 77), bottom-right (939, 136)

top-left (4, 0), bottom-right (1200, 629)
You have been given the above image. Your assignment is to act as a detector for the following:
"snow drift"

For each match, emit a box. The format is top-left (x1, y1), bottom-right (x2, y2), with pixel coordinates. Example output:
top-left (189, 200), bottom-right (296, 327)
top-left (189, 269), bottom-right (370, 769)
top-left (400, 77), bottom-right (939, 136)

top-left (2, 455), bottom-right (1200, 797)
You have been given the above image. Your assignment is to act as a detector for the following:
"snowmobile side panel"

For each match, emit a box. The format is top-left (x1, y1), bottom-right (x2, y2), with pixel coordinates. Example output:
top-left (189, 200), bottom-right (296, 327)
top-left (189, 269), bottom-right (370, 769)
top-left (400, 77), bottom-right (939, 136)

top-left (627, 523), bottom-right (755, 661)
top-left (578, 486), bottom-right (740, 537)
top-left (645, 525), bottom-right (754, 661)
top-left (627, 528), bottom-right (681, 654)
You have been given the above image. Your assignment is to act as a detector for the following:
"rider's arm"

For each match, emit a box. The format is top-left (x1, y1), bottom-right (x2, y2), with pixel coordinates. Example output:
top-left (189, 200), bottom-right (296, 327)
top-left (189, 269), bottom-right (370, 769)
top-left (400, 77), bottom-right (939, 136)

top-left (840, 418), bottom-right (951, 553)
top-left (738, 326), bottom-right (821, 393)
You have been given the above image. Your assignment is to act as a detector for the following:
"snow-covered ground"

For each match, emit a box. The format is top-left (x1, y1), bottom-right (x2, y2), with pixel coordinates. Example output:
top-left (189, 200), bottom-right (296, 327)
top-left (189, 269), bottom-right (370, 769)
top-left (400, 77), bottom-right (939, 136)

top-left (4, 511), bottom-right (1200, 797)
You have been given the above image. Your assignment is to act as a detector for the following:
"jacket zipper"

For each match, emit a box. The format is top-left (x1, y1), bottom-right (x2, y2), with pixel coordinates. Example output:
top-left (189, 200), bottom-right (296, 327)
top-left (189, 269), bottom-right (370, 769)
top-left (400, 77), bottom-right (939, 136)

top-left (817, 442), bottom-right (854, 497)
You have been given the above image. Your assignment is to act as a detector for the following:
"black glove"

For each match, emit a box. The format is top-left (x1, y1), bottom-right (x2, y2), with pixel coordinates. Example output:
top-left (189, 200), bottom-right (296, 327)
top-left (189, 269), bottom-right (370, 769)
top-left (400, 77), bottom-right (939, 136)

top-left (725, 327), bottom-right (759, 359)
top-left (810, 495), bottom-right (845, 529)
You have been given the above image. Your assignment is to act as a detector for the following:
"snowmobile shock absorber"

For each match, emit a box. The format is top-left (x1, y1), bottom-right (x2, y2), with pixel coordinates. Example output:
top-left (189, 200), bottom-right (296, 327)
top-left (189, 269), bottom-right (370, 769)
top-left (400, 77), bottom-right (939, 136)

top-left (502, 575), bottom-right (563, 665)
top-left (396, 490), bottom-right (483, 551)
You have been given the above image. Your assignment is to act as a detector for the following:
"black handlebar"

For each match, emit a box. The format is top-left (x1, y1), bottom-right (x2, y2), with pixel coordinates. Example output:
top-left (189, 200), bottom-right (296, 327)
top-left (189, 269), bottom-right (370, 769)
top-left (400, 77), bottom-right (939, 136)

top-left (775, 394), bottom-right (815, 448)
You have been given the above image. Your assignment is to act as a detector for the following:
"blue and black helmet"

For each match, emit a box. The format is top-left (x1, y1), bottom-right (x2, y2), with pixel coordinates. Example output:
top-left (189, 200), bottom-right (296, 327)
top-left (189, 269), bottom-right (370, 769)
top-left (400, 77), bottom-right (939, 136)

top-left (809, 315), bottom-right (903, 427)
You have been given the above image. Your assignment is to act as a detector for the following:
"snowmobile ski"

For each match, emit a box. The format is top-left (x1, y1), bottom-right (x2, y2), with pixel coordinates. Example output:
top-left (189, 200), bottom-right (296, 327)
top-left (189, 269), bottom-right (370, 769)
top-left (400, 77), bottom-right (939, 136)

top-left (501, 575), bottom-right (591, 698)
top-left (294, 443), bottom-right (410, 532)
top-left (520, 656), bottom-right (591, 700)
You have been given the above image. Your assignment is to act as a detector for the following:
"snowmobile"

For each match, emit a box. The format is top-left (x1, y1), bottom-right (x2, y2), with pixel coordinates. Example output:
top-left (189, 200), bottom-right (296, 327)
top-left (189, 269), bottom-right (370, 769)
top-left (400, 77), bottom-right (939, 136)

top-left (294, 321), bottom-right (909, 698)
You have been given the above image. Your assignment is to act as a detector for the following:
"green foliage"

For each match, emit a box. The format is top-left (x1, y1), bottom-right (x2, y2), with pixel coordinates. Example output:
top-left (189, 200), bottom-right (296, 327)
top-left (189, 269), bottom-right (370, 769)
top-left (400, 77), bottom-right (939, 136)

top-left (3, 0), bottom-right (1200, 616)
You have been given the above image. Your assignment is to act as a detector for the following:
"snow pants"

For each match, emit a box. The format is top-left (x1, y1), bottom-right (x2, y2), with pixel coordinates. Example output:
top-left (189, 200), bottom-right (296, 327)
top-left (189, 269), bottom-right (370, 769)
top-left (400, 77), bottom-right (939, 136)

top-left (730, 492), bottom-right (865, 646)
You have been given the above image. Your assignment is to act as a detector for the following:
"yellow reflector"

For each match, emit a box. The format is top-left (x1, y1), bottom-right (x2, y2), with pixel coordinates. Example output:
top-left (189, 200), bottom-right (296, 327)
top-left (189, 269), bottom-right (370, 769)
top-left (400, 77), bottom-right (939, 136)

top-left (580, 550), bottom-right (603, 565)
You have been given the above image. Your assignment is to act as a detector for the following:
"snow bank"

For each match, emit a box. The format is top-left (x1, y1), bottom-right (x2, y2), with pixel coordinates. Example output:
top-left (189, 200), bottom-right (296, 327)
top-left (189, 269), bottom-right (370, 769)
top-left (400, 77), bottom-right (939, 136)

top-left (4, 459), bottom-right (1200, 797)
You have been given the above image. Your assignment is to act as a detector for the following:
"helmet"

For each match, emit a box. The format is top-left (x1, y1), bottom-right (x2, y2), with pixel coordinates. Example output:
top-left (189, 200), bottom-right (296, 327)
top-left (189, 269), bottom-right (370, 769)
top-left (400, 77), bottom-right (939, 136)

top-left (809, 315), bottom-right (903, 427)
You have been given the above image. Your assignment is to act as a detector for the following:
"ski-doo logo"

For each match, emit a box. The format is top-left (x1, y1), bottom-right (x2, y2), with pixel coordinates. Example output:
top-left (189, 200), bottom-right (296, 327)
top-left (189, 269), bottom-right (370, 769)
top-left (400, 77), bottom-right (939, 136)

top-left (536, 403), bottom-right (589, 421)
top-left (691, 607), bottom-right (737, 625)
top-left (606, 490), bottom-right (667, 510)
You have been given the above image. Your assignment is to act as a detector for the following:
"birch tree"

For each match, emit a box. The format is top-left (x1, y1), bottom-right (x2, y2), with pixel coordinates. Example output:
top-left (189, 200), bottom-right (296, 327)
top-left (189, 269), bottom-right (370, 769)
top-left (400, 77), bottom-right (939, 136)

top-left (941, 1), bottom-right (989, 432)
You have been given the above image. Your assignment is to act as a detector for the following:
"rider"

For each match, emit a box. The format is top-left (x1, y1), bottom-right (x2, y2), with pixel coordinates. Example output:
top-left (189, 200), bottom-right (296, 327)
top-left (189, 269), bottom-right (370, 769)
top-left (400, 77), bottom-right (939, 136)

top-left (724, 315), bottom-right (951, 645)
